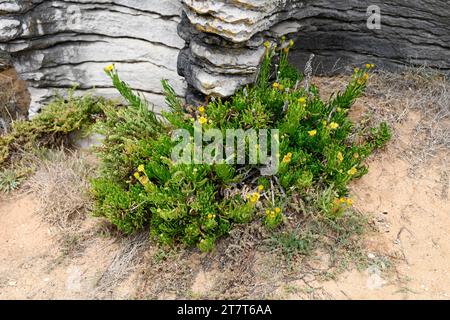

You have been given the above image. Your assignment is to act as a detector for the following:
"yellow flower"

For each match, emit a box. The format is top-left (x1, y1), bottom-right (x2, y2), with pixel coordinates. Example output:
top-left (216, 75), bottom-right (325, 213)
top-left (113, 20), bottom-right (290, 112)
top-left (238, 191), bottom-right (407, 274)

top-left (133, 172), bottom-right (140, 179)
top-left (278, 84), bottom-right (285, 91)
top-left (138, 164), bottom-right (145, 172)
top-left (207, 213), bottom-right (214, 219)
top-left (104, 64), bottom-right (114, 72)
top-left (267, 210), bottom-right (276, 219)
top-left (264, 41), bottom-right (271, 48)
top-left (337, 151), bottom-right (344, 163)
top-left (298, 97), bottom-right (307, 104)
top-left (353, 153), bottom-right (360, 159)
top-left (140, 176), bottom-right (149, 185)
top-left (370, 63), bottom-right (375, 68)
top-left (250, 192), bottom-right (260, 203)
top-left (274, 207), bottom-right (281, 214)
top-left (198, 116), bottom-right (207, 125)
top-left (282, 153), bottom-right (292, 164)
top-left (258, 185), bottom-right (264, 192)
top-left (339, 197), bottom-right (346, 204)
top-left (198, 106), bottom-right (205, 114)
top-left (356, 73), bottom-right (369, 86)
top-left (283, 47), bottom-right (289, 54)
top-left (346, 198), bottom-right (353, 206)
top-left (289, 39), bottom-right (294, 47)
top-left (308, 129), bottom-right (317, 137)
top-left (329, 122), bottom-right (339, 130)
top-left (281, 36), bottom-right (286, 43)
top-left (354, 67), bottom-right (360, 73)
top-left (365, 63), bottom-right (372, 69)
top-left (272, 82), bottom-right (279, 89)
top-left (336, 107), bottom-right (342, 112)
top-left (348, 167), bottom-right (358, 175)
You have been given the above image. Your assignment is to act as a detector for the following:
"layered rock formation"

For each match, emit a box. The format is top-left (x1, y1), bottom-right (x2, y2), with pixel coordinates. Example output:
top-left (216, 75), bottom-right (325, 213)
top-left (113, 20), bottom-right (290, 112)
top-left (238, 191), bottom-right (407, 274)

top-left (178, 0), bottom-right (300, 102)
top-left (0, 0), bottom-right (186, 116)
top-left (1, 0), bottom-right (449, 114)
top-left (179, 0), bottom-right (450, 99)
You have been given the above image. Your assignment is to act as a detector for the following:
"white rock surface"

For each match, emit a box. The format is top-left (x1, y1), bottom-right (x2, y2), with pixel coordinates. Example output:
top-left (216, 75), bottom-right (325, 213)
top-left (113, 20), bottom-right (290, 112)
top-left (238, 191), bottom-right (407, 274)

top-left (0, 0), bottom-right (187, 114)
top-left (1, 0), bottom-right (449, 111)
top-left (180, 0), bottom-right (450, 99)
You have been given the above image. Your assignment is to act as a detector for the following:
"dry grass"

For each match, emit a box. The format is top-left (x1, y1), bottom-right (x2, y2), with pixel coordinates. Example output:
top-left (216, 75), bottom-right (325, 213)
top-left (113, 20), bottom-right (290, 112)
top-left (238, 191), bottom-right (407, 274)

top-left (0, 73), bottom-right (15, 134)
top-left (25, 149), bottom-right (95, 232)
top-left (136, 247), bottom-right (198, 299)
top-left (365, 68), bottom-right (449, 171)
top-left (94, 231), bottom-right (150, 297)
top-left (315, 67), bottom-right (449, 176)
top-left (21, 149), bottom-right (102, 259)
top-left (132, 206), bottom-right (369, 299)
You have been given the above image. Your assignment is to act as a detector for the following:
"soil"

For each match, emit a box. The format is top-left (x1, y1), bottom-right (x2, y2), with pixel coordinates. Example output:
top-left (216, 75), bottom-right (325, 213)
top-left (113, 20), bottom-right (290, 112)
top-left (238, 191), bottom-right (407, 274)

top-left (322, 125), bottom-right (449, 300)
top-left (0, 194), bottom-right (128, 299)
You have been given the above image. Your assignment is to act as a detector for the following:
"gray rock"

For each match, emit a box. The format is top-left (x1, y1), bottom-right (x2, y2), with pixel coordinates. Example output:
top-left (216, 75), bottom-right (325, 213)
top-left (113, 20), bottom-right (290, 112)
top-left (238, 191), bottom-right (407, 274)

top-left (1, 0), bottom-right (449, 111)
top-left (180, 0), bottom-right (450, 98)
top-left (0, 0), bottom-right (186, 114)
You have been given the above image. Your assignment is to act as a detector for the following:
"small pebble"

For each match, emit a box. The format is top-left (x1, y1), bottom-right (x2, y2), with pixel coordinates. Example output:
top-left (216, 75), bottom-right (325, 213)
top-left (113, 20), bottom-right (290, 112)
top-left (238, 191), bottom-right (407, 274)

top-left (368, 253), bottom-right (376, 259)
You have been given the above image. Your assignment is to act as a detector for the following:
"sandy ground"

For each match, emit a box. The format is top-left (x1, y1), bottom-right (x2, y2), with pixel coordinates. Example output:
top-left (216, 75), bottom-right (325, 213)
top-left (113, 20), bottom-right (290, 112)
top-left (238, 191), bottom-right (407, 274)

top-left (0, 193), bottom-right (126, 299)
top-left (321, 126), bottom-right (449, 300)
top-left (0, 112), bottom-right (448, 300)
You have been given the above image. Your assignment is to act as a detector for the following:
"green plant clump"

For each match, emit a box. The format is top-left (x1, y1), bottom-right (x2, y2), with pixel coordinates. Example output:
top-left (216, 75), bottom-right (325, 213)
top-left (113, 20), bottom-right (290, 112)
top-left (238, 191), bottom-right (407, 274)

top-left (0, 91), bottom-right (107, 169)
top-left (91, 41), bottom-right (391, 251)
top-left (0, 91), bottom-right (109, 191)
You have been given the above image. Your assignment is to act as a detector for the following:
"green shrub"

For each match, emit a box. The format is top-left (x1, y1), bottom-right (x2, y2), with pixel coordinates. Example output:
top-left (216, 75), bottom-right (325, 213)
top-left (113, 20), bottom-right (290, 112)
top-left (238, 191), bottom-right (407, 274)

top-left (92, 42), bottom-right (390, 251)
top-left (0, 91), bottom-right (107, 169)
top-left (0, 91), bottom-right (110, 192)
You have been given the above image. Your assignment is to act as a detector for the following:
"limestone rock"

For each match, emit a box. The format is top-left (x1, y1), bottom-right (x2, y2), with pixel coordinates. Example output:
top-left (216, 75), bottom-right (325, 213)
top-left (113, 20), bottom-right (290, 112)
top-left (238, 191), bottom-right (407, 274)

top-left (286, 0), bottom-right (450, 75)
top-left (1, 0), bottom-right (449, 111)
top-left (179, 0), bottom-right (450, 99)
top-left (181, 0), bottom-right (299, 43)
top-left (0, 0), bottom-right (187, 115)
